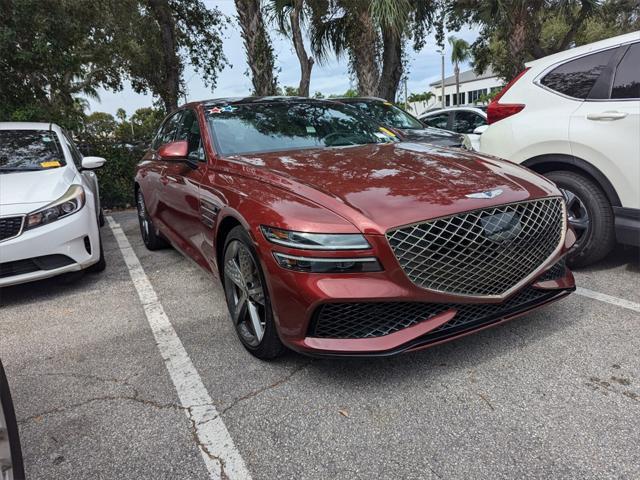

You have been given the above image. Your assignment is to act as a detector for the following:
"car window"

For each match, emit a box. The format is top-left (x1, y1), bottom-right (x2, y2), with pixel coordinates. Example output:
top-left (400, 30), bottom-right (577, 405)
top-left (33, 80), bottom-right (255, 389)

top-left (540, 48), bottom-right (617, 99)
top-left (422, 113), bottom-right (449, 130)
top-left (0, 130), bottom-right (66, 171)
top-left (349, 101), bottom-right (424, 129)
top-left (611, 43), bottom-right (640, 99)
top-left (152, 112), bottom-right (183, 150)
top-left (452, 111), bottom-right (487, 134)
top-left (206, 101), bottom-right (394, 156)
top-left (61, 130), bottom-right (83, 167)
top-left (176, 109), bottom-right (205, 161)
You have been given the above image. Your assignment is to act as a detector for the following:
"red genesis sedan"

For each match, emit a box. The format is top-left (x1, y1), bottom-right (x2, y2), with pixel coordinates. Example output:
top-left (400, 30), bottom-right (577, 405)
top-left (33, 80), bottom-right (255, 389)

top-left (134, 97), bottom-right (576, 359)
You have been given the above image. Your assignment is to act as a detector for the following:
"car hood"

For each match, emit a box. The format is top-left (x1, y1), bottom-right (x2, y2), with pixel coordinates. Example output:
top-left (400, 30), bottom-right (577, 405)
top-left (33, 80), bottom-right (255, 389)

top-left (395, 127), bottom-right (462, 147)
top-left (229, 143), bottom-right (560, 234)
top-left (0, 167), bottom-right (76, 207)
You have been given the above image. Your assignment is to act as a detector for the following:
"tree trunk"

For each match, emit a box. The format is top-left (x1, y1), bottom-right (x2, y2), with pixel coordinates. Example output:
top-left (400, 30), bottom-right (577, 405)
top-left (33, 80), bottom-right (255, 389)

top-left (146, 0), bottom-right (180, 111)
top-left (506, 11), bottom-right (528, 81)
top-left (290, 0), bottom-right (314, 97)
top-left (350, 8), bottom-right (380, 96)
top-left (235, 0), bottom-right (277, 96)
top-left (454, 62), bottom-right (459, 106)
top-left (378, 28), bottom-right (403, 102)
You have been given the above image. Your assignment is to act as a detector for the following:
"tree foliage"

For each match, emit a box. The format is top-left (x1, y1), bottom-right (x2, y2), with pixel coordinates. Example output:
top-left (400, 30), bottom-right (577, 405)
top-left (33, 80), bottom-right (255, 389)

top-left (444, 0), bottom-right (640, 81)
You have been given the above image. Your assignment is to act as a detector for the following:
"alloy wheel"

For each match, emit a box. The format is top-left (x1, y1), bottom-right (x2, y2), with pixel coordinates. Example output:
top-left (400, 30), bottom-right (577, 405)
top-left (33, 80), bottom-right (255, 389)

top-left (223, 240), bottom-right (267, 347)
top-left (560, 187), bottom-right (590, 245)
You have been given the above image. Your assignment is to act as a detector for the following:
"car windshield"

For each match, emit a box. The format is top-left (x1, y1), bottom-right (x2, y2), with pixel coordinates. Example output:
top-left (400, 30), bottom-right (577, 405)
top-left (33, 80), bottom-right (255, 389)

top-left (0, 130), bottom-right (65, 171)
top-left (348, 101), bottom-right (424, 130)
top-left (206, 101), bottom-right (394, 156)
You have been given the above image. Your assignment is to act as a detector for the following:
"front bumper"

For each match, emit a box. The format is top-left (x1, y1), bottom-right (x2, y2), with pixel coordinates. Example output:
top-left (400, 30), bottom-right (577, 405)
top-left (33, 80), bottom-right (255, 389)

top-left (258, 229), bottom-right (576, 357)
top-left (0, 205), bottom-right (100, 287)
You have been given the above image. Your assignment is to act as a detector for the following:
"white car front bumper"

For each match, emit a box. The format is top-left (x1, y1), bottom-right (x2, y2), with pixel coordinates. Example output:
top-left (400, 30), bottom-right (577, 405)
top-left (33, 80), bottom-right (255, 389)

top-left (0, 205), bottom-right (101, 287)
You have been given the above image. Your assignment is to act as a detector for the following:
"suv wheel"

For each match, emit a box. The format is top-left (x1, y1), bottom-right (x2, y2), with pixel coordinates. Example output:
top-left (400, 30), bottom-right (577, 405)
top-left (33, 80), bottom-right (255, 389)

top-left (222, 226), bottom-right (284, 359)
top-left (546, 170), bottom-right (615, 267)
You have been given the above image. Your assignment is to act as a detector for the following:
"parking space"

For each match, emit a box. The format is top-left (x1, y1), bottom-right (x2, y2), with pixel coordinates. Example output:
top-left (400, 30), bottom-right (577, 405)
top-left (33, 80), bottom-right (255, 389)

top-left (1, 210), bottom-right (639, 479)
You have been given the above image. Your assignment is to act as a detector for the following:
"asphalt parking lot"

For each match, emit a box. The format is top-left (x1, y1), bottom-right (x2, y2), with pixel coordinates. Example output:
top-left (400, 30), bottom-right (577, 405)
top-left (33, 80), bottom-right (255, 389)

top-left (1, 210), bottom-right (639, 480)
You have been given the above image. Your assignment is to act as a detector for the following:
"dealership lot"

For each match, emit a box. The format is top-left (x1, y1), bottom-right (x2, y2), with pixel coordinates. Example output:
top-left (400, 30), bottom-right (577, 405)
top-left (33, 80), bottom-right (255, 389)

top-left (1, 210), bottom-right (638, 480)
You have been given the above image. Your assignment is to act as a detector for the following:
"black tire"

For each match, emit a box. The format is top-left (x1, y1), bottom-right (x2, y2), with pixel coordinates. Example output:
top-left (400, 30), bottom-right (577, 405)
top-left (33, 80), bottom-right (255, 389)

top-left (546, 170), bottom-right (615, 267)
top-left (136, 188), bottom-right (169, 251)
top-left (222, 226), bottom-right (284, 360)
top-left (98, 208), bottom-right (105, 227)
top-left (0, 361), bottom-right (25, 480)
top-left (87, 233), bottom-right (106, 273)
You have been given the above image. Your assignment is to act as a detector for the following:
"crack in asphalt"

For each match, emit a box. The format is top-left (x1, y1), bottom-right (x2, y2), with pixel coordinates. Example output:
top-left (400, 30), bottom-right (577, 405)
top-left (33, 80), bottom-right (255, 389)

top-left (17, 371), bottom-right (186, 424)
top-left (220, 361), bottom-right (313, 416)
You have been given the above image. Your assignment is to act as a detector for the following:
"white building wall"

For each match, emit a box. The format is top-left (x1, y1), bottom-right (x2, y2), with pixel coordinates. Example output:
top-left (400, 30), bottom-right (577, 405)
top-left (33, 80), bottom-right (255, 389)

top-left (407, 76), bottom-right (504, 117)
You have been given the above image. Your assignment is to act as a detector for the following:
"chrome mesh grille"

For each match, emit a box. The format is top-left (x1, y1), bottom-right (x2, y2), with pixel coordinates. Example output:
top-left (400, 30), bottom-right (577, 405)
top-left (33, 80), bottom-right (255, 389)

top-left (386, 198), bottom-right (565, 297)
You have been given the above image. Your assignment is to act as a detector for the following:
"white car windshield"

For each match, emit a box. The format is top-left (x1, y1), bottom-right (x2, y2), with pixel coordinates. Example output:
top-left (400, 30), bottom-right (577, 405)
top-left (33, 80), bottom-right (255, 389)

top-left (0, 130), bottom-right (66, 172)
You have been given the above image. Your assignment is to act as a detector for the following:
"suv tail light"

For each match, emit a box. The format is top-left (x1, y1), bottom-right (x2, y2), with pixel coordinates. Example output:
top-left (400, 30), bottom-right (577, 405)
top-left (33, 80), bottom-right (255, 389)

top-left (487, 68), bottom-right (530, 124)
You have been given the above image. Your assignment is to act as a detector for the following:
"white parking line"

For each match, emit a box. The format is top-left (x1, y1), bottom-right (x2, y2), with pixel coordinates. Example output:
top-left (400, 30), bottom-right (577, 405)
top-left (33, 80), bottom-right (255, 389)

top-left (576, 286), bottom-right (640, 313)
top-left (107, 216), bottom-right (251, 480)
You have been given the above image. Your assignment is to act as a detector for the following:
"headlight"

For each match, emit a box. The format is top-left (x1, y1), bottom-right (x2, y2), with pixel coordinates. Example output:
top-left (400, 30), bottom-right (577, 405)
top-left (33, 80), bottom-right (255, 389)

top-left (273, 253), bottom-right (382, 273)
top-left (261, 226), bottom-right (370, 250)
top-left (25, 185), bottom-right (85, 230)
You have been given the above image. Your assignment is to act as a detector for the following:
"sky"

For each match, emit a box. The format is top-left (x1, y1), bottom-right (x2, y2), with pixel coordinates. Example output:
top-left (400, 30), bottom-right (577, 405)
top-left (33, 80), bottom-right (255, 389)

top-left (87, 1), bottom-right (479, 116)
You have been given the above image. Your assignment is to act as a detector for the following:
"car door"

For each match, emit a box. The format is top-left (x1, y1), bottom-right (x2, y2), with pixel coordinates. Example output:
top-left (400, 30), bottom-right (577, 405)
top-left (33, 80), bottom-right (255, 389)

top-left (143, 111), bottom-right (183, 223)
top-left (159, 108), bottom-right (210, 268)
top-left (569, 42), bottom-right (640, 210)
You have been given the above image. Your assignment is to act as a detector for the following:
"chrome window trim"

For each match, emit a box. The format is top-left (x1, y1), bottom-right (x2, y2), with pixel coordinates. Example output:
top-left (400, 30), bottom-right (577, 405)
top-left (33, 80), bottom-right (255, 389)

top-left (385, 198), bottom-right (567, 301)
top-left (0, 214), bottom-right (26, 243)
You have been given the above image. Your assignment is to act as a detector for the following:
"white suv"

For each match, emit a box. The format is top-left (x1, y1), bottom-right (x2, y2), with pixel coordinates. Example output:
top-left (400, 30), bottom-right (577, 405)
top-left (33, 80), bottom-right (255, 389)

top-left (480, 31), bottom-right (639, 266)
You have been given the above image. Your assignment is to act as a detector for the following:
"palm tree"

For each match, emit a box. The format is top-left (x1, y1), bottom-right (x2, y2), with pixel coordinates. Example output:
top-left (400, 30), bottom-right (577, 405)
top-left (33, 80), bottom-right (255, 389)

top-left (235, 0), bottom-right (278, 96)
top-left (268, 0), bottom-right (314, 97)
top-left (448, 36), bottom-right (471, 106)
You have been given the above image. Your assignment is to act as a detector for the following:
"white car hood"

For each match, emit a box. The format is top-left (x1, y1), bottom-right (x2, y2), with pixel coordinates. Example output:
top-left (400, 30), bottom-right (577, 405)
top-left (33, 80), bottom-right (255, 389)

top-left (0, 167), bottom-right (77, 206)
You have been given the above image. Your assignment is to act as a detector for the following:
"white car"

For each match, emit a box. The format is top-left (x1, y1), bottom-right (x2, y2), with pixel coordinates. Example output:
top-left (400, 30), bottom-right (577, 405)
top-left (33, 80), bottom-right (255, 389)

top-left (0, 122), bottom-right (107, 286)
top-left (420, 106), bottom-right (488, 151)
top-left (479, 31), bottom-right (640, 266)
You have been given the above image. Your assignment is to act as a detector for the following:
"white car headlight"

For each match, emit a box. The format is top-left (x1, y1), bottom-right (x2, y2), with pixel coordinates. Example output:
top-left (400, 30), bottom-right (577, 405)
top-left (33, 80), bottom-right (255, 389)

top-left (25, 185), bottom-right (85, 230)
top-left (261, 226), bottom-right (370, 250)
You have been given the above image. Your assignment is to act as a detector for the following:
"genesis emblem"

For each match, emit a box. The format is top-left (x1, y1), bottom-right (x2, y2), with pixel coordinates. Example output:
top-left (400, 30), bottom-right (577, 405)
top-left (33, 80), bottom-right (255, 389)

top-left (465, 188), bottom-right (504, 199)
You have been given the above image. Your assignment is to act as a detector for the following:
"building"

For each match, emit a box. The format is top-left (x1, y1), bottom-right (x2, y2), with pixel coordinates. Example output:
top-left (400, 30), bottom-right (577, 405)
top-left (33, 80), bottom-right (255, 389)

top-left (407, 67), bottom-right (503, 117)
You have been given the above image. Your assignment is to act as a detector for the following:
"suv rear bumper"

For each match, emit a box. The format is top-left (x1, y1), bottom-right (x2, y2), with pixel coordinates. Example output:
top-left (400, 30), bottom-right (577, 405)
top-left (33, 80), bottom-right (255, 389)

top-left (614, 207), bottom-right (640, 247)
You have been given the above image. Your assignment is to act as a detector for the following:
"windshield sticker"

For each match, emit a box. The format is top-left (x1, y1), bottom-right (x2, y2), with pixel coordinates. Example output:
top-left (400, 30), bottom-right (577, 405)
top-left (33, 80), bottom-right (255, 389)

top-left (378, 127), bottom-right (396, 137)
top-left (209, 105), bottom-right (237, 114)
top-left (305, 126), bottom-right (316, 134)
top-left (40, 160), bottom-right (61, 168)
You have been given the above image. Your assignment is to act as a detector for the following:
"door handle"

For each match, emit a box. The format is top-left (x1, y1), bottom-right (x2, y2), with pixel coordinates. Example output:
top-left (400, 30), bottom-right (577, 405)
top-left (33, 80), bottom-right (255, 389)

top-left (587, 111), bottom-right (628, 121)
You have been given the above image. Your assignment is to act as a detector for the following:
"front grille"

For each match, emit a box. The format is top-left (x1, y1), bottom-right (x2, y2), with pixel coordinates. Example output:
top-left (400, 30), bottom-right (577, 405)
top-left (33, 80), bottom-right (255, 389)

top-left (386, 198), bottom-right (565, 297)
top-left (0, 216), bottom-right (24, 242)
top-left (310, 285), bottom-right (560, 339)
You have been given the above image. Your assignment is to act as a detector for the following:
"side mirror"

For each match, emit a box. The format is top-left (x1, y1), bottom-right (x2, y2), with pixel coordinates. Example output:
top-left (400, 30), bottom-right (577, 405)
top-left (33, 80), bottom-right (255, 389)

top-left (0, 361), bottom-right (25, 480)
top-left (158, 140), bottom-right (198, 169)
top-left (158, 140), bottom-right (188, 160)
top-left (81, 156), bottom-right (106, 169)
top-left (473, 125), bottom-right (489, 135)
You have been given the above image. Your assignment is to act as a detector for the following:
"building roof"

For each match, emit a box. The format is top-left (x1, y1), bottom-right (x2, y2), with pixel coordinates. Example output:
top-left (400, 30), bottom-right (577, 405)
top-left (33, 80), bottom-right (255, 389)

top-left (429, 66), bottom-right (497, 87)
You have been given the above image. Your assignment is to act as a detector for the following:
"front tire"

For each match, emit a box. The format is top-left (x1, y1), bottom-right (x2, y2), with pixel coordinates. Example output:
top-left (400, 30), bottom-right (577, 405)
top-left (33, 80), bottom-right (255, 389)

top-left (222, 226), bottom-right (284, 360)
top-left (136, 188), bottom-right (169, 251)
top-left (546, 170), bottom-right (615, 267)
